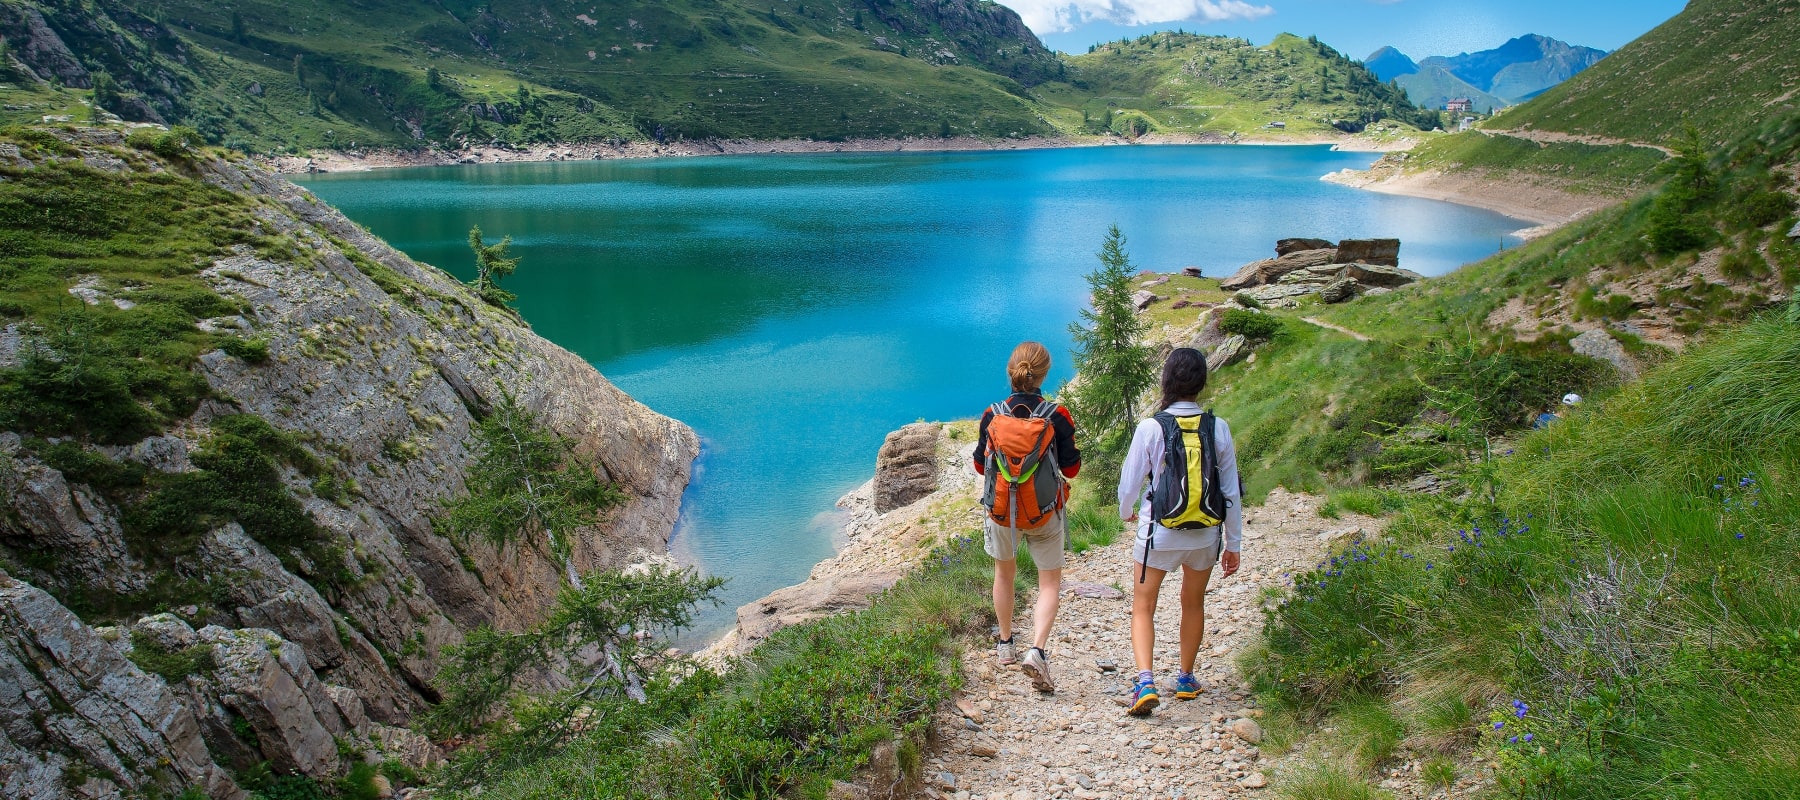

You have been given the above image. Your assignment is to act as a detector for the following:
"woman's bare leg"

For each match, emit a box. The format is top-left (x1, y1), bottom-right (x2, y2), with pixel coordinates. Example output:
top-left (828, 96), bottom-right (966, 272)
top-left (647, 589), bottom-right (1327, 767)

top-left (1178, 565), bottom-right (1214, 674)
top-left (993, 558), bottom-right (1017, 641)
top-left (1131, 564), bottom-right (1167, 673)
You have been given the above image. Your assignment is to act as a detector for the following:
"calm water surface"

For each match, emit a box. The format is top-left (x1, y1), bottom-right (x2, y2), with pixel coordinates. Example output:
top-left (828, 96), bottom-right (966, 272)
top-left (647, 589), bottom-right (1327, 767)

top-left (299, 145), bottom-right (1528, 640)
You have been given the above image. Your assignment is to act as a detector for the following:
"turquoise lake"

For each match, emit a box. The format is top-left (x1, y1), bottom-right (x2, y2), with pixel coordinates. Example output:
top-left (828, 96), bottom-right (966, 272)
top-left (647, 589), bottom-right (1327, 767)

top-left (298, 144), bottom-right (1528, 640)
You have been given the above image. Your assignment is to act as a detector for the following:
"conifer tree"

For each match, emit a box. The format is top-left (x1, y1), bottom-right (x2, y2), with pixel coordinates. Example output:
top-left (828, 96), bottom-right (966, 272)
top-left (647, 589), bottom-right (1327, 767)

top-left (467, 225), bottom-right (520, 308)
top-left (1066, 225), bottom-right (1155, 480)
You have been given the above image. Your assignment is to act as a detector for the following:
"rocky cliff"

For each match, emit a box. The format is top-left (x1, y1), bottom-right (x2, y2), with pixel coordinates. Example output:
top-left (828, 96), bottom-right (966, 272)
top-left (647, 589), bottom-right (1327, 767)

top-left (0, 127), bottom-right (697, 797)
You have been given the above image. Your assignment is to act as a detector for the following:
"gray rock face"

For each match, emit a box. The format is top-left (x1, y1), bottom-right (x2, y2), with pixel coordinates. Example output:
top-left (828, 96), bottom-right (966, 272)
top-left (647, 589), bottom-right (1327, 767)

top-left (1131, 289), bottom-right (1159, 310)
top-left (735, 571), bottom-right (904, 647)
top-left (0, 5), bottom-right (90, 88)
top-left (873, 423), bottom-right (942, 513)
top-left (0, 132), bottom-right (699, 793)
top-left (1334, 238), bottom-right (1401, 267)
top-left (1571, 328), bottom-right (1638, 380)
top-left (1275, 237), bottom-right (1333, 256)
top-left (1319, 277), bottom-right (1359, 304)
top-left (198, 625), bottom-right (353, 780)
top-left (1339, 262), bottom-right (1425, 288)
top-left (0, 455), bottom-right (147, 598)
top-left (1220, 249), bottom-right (1337, 290)
top-left (0, 574), bottom-right (243, 800)
top-left (1788, 219), bottom-right (1799, 240)
top-left (1208, 335), bottom-right (1250, 371)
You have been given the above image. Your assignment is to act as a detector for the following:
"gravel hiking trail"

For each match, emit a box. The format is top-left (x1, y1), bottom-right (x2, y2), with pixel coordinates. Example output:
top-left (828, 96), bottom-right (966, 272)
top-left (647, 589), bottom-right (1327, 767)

top-left (923, 489), bottom-right (1385, 800)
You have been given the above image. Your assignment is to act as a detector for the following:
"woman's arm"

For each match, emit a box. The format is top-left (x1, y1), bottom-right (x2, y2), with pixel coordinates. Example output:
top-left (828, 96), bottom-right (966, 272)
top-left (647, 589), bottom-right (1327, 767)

top-left (1116, 418), bottom-right (1160, 520)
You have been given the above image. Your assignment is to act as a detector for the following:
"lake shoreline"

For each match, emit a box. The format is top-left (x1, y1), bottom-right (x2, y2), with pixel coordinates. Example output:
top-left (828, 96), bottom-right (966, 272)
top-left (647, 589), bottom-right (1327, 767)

top-left (1321, 156), bottom-right (1625, 236)
top-left (261, 130), bottom-right (1420, 174)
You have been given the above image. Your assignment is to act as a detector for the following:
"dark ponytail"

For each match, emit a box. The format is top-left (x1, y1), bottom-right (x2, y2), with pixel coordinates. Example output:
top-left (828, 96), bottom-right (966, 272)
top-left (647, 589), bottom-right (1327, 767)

top-left (1157, 347), bottom-right (1208, 412)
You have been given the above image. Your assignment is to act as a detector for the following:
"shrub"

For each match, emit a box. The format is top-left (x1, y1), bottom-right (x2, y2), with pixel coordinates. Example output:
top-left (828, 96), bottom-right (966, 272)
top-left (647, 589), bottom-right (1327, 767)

top-left (1730, 189), bottom-right (1797, 230)
top-left (126, 629), bottom-right (215, 681)
top-left (219, 335), bottom-right (270, 363)
top-left (1220, 308), bottom-right (1284, 342)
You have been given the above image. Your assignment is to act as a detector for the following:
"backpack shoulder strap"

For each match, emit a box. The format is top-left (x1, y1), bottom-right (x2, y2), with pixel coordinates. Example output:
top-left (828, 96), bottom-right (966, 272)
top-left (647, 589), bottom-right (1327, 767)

top-left (1031, 399), bottom-right (1059, 419)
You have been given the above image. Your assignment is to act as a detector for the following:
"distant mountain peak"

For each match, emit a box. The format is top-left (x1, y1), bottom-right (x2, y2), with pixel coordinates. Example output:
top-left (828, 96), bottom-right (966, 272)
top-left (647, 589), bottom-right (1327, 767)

top-left (1363, 45), bottom-right (1419, 82)
top-left (1416, 34), bottom-right (1608, 104)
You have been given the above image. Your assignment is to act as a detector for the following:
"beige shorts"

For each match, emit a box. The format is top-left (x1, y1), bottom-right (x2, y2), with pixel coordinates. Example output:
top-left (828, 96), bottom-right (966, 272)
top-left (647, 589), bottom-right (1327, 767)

top-left (985, 509), bottom-right (1067, 570)
top-left (1133, 541), bottom-right (1221, 574)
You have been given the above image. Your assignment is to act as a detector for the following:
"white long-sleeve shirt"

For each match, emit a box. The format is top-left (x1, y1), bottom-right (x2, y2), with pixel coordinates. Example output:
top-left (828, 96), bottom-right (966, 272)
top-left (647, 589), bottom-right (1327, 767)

top-left (1116, 401), bottom-right (1244, 553)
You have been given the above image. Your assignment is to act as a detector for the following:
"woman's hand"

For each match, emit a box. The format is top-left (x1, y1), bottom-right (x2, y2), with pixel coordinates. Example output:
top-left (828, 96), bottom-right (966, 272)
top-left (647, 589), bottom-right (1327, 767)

top-left (1125, 513), bottom-right (1138, 523)
top-left (1220, 550), bottom-right (1240, 578)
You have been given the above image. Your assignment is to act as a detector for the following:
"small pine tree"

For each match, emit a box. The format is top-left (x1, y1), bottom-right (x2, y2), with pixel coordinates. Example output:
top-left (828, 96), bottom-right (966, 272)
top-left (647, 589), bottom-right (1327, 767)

top-left (467, 225), bottom-right (520, 308)
top-left (230, 10), bottom-right (247, 43)
top-left (89, 71), bottom-right (119, 121)
top-left (1065, 225), bottom-right (1155, 480)
top-left (426, 66), bottom-right (441, 90)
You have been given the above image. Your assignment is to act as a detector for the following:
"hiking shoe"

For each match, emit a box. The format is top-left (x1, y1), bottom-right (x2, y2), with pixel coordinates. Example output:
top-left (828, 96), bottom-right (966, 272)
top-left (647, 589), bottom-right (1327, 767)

top-left (1127, 681), bottom-right (1161, 717)
top-left (1174, 673), bottom-right (1203, 701)
top-left (995, 638), bottom-right (1017, 666)
top-left (1021, 647), bottom-right (1055, 693)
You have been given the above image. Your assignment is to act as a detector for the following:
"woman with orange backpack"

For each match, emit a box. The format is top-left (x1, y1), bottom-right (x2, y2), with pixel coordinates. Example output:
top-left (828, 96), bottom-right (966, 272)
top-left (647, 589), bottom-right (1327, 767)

top-left (1115, 347), bottom-right (1242, 716)
top-left (974, 341), bottom-right (1081, 693)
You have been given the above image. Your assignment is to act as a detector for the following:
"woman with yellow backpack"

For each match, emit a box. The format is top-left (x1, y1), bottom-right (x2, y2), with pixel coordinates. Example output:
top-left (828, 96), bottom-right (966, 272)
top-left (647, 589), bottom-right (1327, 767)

top-left (974, 341), bottom-right (1082, 693)
top-left (1115, 347), bottom-right (1243, 716)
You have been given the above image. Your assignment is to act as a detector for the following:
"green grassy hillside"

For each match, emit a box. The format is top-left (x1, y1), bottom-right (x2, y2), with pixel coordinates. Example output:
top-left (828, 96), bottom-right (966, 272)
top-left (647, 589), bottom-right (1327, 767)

top-left (0, 0), bottom-right (1063, 150)
top-left (1496, 0), bottom-right (1800, 146)
top-left (1395, 65), bottom-right (1505, 114)
top-left (1038, 31), bottom-right (1437, 138)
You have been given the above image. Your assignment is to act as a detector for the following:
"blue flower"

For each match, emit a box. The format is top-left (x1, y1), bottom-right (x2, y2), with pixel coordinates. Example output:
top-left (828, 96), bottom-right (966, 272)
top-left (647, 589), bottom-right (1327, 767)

top-left (1317, 581), bottom-right (1327, 588)
top-left (1508, 736), bottom-right (1519, 744)
top-left (1494, 721), bottom-right (1505, 730)
top-left (1522, 733), bottom-right (1534, 742)
top-left (1736, 533), bottom-right (1746, 540)
top-left (1425, 563), bottom-right (1434, 570)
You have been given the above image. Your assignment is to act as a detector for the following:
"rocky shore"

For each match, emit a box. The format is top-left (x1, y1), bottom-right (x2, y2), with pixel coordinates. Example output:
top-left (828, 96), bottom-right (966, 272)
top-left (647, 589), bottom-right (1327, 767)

top-left (705, 420), bottom-right (980, 658)
top-left (1322, 154), bottom-right (1616, 234)
top-left (258, 131), bottom-right (1412, 174)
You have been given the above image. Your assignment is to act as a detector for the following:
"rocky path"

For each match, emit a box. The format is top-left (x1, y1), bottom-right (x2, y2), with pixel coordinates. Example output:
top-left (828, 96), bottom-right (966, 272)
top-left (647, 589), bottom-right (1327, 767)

top-left (1475, 128), bottom-right (1674, 157)
top-left (923, 490), bottom-right (1385, 800)
top-left (1300, 317), bottom-right (1371, 342)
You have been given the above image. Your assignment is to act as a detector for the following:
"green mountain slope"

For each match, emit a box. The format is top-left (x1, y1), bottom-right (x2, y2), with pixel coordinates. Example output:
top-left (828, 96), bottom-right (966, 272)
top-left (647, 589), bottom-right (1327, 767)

top-left (0, 0), bottom-right (1063, 149)
top-left (1496, 0), bottom-right (1800, 145)
top-left (1037, 31), bottom-right (1437, 138)
top-left (1394, 65), bottom-right (1506, 113)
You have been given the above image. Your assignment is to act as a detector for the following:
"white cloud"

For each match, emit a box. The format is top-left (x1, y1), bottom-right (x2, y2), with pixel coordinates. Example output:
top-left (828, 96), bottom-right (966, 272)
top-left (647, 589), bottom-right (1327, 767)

top-left (1005, 0), bottom-right (1277, 34)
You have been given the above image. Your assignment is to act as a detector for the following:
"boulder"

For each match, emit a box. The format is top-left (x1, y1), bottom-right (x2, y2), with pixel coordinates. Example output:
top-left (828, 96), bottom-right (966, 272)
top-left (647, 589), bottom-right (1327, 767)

top-left (1334, 238), bottom-right (1401, 266)
top-left (1131, 290), bottom-right (1159, 310)
top-left (1339, 262), bottom-right (1424, 288)
top-left (1220, 249), bottom-right (1337, 291)
top-left (734, 571), bottom-right (903, 646)
top-left (1181, 266), bottom-right (1203, 278)
top-left (872, 423), bottom-right (941, 513)
top-left (1246, 283), bottom-right (1326, 304)
top-left (1208, 335), bottom-right (1249, 371)
top-left (197, 626), bottom-right (352, 780)
top-left (1319, 277), bottom-right (1359, 304)
top-left (1571, 328), bottom-right (1638, 380)
top-left (1277, 264), bottom-right (1346, 286)
top-left (1275, 237), bottom-right (1333, 256)
top-left (1788, 219), bottom-right (1800, 240)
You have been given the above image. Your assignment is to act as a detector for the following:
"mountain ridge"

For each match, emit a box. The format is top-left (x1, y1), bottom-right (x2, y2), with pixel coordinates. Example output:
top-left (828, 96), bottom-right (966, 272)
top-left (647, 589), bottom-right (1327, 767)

top-left (1363, 33), bottom-right (1606, 111)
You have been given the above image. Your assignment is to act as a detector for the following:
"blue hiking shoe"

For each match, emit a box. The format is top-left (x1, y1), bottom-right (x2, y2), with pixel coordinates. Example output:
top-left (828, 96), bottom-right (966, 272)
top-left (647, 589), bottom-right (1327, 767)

top-left (1174, 673), bottom-right (1203, 701)
top-left (1127, 680), bottom-right (1161, 717)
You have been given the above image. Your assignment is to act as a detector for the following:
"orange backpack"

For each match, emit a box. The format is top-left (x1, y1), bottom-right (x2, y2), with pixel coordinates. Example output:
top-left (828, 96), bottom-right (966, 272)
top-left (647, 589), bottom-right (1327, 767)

top-left (981, 400), bottom-right (1066, 532)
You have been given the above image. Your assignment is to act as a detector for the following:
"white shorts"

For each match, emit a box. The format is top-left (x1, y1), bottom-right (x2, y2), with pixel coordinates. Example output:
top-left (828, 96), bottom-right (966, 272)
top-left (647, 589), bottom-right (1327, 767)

top-left (985, 509), bottom-right (1067, 570)
top-left (1133, 541), bottom-right (1220, 574)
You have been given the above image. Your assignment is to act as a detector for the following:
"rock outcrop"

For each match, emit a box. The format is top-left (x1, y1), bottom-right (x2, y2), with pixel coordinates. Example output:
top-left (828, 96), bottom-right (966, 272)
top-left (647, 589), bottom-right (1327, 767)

top-left (1219, 248), bottom-right (1337, 291)
top-left (1220, 237), bottom-right (1420, 305)
top-left (1571, 328), bottom-right (1639, 380)
top-left (1319, 277), bottom-right (1359, 304)
top-left (1333, 238), bottom-right (1401, 266)
top-left (874, 423), bottom-right (943, 513)
top-left (0, 129), bottom-right (698, 794)
top-left (1275, 237), bottom-right (1334, 256)
top-left (0, 575), bottom-right (243, 800)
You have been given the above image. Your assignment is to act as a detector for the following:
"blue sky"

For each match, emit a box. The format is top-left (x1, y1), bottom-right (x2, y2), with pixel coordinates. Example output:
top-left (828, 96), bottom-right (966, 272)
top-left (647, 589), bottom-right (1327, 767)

top-left (1014, 0), bottom-right (1688, 60)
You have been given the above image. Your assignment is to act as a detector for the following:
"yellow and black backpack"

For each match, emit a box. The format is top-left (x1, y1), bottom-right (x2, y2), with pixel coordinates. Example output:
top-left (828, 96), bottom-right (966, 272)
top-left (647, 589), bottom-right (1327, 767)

top-left (1149, 410), bottom-right (1228, 530)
